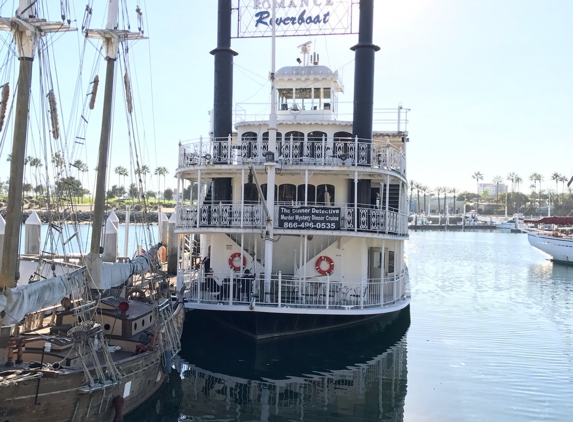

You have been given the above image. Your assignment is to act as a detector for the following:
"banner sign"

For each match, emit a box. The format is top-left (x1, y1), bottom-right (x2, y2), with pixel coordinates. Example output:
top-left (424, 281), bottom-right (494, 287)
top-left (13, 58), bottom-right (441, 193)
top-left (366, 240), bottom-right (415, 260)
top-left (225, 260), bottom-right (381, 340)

top-left (235, 0), bottom-right (357, 38)
top-left (278, 206), bottom-right (341, 230)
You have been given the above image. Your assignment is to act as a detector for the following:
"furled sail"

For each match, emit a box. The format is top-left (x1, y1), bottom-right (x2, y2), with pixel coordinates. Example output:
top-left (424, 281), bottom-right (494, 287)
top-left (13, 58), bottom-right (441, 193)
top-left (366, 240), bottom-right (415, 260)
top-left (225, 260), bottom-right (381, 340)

top-left (0, 268), bottom-right (85, 325)
top-left (87, 244), bottom-right (161, 290)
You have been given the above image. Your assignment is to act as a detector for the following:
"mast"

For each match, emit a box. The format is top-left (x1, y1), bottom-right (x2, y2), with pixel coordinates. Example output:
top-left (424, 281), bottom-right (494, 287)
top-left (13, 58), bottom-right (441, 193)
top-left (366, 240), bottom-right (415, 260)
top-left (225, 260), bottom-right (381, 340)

top-left (86, 1), bottom-right (145, 257)
top-left (89, 0), bottom-right (120, 255)
top-left (84, 0), bottom-right (145, 288)
top-left (0, 1), bottom-right (75, 290)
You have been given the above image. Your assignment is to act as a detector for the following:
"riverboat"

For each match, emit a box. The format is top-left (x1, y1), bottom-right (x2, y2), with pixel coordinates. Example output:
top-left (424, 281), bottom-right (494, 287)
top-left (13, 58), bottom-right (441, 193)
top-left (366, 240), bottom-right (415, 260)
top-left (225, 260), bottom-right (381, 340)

top-left (175, 0), bottom-right (411, 339)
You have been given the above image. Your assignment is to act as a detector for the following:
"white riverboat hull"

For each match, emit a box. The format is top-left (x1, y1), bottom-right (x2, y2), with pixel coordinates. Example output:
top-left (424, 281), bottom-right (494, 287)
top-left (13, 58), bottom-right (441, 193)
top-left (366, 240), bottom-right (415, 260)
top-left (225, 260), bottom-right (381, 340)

top-left (528, 232), bottom-right (573, 264)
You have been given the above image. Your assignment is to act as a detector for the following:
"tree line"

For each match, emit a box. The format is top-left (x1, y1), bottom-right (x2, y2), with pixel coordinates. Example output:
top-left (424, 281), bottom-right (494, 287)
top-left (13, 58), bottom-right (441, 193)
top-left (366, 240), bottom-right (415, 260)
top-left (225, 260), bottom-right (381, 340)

top-left (0, 152), bottom-right (174, 204)
top-left (410, 171), bottom-right (573, 216)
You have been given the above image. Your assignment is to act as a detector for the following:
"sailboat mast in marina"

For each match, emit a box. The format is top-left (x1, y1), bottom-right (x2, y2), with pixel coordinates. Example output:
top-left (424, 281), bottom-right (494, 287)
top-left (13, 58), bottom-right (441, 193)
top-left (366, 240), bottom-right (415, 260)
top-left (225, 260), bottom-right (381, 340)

top-left (84, 0), bottom-right (145, 288)
top-left (0, 0), bottom-right (75, 361)
top-left (0, 2), bottom-right (185, 420)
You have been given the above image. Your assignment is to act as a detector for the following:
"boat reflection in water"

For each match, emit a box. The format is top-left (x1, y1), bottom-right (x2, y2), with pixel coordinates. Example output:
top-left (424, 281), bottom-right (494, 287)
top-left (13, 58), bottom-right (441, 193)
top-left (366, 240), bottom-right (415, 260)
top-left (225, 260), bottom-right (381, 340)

top-left (178, 307), bottom-right (410, 421)
top-left (124, 368), bottom-right (184, 422)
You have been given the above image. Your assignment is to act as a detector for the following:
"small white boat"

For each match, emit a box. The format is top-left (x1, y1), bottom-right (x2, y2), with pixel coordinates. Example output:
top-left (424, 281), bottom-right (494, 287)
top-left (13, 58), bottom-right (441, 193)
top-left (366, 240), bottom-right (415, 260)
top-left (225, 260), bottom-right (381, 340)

top-left (495, 214), bottom-right (524, 230)
top-left (524, 217), bottom-right (573, 263)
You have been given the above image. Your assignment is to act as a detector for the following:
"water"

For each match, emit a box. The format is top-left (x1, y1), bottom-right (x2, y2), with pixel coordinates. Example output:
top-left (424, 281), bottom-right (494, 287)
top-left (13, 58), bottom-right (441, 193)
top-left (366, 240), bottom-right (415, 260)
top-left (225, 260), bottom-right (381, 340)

top-left (19, 223), bottom-right (159, 256)
top-left (144, 231), bottom-right (571, 422)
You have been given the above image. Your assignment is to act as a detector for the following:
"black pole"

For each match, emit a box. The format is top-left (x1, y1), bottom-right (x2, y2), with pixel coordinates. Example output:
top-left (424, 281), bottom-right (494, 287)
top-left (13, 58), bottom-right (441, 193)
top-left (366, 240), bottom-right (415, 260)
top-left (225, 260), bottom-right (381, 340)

top-left (351, 0), bottom-right (379, 165)
top-left (211, 0), bottom-right (237, 164)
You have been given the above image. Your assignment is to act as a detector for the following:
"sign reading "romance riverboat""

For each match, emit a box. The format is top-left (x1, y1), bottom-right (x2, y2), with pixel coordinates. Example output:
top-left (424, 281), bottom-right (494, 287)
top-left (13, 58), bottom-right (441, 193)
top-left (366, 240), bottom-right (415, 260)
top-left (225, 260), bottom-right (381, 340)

top-left (235, 0), bottom-right (356, 38)
top-left (278, 206), bottom-right (341, 230)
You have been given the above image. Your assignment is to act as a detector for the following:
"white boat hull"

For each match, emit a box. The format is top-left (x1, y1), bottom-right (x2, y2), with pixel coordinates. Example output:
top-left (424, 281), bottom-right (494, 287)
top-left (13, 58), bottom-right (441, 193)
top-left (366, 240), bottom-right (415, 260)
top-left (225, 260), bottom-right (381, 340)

top-left (527, 232), bottom-right (573, 263)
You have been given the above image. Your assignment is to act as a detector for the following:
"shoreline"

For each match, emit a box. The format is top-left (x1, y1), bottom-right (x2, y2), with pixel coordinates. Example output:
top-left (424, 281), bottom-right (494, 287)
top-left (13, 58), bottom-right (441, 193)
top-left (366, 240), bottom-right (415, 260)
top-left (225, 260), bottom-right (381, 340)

top-left (0, 207), bottom-right (175, 224)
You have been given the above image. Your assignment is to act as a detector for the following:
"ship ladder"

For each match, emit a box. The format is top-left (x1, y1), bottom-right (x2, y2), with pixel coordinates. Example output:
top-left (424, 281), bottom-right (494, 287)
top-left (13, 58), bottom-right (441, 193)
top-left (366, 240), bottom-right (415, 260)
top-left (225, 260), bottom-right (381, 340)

top-left (158, 306), bottom-right (180, 354)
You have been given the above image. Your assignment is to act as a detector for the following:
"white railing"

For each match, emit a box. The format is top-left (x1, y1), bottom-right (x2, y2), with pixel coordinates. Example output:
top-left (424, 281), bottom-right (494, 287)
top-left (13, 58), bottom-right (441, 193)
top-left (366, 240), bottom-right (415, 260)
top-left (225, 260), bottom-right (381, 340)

top-left (179, 269), bottom-right (409, 310)
top-left (176, 203), bottom-right (264, 229)
top-left (233, 103), bottom-right (410, 132)
top-left (178, 137), bottom-right (406, 175)
top-left (176, 204), bottom-right (409, 235)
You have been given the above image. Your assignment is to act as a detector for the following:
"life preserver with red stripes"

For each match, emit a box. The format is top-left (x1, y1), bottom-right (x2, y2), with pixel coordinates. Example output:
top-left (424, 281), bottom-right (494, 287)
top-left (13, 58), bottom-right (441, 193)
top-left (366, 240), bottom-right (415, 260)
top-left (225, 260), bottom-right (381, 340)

top-left (315, 256), bottom-right (334, 275)
top-left (228, 252), bottom-right (247, 271)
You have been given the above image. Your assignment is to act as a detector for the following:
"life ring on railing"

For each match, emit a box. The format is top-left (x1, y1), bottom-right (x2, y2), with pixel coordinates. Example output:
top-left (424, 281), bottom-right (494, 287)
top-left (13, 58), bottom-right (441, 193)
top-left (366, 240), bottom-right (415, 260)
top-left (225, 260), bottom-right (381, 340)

top-left (228, 252), bottom-right (247, 271)
top-left (315, 256), bottom-right (334, 275)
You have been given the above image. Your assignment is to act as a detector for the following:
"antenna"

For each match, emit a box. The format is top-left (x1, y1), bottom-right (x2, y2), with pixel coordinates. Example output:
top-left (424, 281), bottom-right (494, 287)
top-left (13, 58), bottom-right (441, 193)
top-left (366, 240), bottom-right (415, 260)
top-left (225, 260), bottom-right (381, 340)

top-left (297, 40), bottom-right (312, 66)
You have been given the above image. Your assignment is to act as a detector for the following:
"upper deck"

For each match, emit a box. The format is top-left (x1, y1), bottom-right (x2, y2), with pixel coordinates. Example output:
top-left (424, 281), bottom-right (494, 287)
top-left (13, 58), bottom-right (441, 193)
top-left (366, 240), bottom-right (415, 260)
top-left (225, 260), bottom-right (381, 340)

top-left (177, 130), bottom-right (407, 177)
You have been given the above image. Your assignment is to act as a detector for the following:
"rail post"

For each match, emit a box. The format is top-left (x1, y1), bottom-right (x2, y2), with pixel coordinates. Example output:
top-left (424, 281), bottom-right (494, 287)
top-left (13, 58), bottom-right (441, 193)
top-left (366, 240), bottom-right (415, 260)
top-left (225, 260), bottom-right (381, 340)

top-left (278, 271), bottom-right (282, 306)
top-left (326, 274), bottom-right (330, 309)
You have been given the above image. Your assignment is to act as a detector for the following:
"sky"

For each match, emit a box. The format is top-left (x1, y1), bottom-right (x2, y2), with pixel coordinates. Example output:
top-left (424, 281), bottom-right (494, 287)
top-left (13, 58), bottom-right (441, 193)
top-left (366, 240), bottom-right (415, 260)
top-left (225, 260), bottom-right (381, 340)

top-left (0, 0), bottom-right (572, 196)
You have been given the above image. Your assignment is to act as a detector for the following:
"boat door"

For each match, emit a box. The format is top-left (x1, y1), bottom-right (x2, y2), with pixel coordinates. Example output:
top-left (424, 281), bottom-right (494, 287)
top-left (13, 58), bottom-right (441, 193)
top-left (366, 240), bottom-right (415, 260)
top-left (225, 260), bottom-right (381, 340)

top-left (368, 247), bottom-right (382, 279)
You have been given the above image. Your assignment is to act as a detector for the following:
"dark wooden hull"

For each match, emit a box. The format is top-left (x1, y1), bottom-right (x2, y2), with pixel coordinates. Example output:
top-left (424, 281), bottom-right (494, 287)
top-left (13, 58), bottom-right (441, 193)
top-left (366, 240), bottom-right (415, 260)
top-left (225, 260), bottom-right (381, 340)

top-left (0, 305), bottom-right (185, 422)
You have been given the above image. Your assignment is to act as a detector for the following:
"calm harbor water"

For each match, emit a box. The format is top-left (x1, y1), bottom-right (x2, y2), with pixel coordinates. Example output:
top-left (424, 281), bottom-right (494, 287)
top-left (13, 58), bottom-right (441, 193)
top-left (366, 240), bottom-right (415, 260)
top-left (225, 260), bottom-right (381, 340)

top-left (19, 224), bottom-right (159, 256)
top-left (131, 230), bottom-right (571, 422)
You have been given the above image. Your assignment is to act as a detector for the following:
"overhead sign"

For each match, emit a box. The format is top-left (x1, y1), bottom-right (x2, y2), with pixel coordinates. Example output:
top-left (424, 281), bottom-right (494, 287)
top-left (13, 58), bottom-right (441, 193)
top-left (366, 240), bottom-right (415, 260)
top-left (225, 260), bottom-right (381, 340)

top-left (235, 0), bottom-right (357, 38)
top-left (278, 206), bottom-right (341, 230)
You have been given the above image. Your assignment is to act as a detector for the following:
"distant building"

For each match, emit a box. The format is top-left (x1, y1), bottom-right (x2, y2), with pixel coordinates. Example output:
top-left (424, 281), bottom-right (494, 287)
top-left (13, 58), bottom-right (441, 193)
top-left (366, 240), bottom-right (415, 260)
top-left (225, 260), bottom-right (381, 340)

top-left (478, 183), bottom-right (507, 197)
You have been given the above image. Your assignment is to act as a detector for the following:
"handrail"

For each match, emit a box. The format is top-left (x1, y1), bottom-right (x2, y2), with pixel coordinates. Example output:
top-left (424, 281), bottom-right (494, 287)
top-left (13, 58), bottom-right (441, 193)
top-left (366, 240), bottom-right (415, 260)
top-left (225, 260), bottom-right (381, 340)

top-left (178, 137), bottom-right (406, 175)
top-left (180, 269), bottom-right (409, 310)
top-left (175, 203), bottom-right (409, 235)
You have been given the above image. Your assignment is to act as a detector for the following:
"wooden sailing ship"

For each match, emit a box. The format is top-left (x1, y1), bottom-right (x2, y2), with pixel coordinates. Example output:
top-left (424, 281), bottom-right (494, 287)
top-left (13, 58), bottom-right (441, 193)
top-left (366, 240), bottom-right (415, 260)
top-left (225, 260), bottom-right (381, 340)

top-left (0, 1), bottom-right (184, 421)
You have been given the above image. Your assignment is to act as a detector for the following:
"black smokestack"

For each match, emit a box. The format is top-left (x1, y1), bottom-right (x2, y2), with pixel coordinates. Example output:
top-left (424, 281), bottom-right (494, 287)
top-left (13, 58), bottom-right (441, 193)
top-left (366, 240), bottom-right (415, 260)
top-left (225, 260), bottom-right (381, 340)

top-left (211, 0), bottom-right (237, 163)
top-left (351, 0), bottom-right (379, 163)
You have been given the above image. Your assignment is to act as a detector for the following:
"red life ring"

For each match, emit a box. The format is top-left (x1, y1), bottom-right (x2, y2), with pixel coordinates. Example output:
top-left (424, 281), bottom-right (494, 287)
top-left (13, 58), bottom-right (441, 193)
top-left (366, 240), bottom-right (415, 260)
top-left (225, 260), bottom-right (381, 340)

top-left (228, 252), bottom-right (247, 271)
top-left (315, 256), bottom-right (334, 275)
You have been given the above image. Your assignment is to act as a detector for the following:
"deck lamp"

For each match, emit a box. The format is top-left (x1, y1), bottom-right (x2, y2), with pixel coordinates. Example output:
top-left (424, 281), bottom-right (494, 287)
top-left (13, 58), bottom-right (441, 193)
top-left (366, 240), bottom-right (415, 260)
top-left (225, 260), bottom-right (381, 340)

top-left (264, 151), bottom-right (275, 163)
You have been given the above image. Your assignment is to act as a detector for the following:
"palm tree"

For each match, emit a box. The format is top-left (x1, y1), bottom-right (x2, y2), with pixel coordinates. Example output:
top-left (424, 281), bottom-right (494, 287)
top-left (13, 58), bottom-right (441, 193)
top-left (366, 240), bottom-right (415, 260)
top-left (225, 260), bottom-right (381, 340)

top-left (492, 175), bottom-right (503, 201)
top-left (435, 187), bottom-right (443, 214)
top-left (409, 180), bottom-right (416, 213)
top-left (550, 172), bottom-right (563, 215)
top-left (529, 173), bottom-right (543, 209)
top-left (515, 175), bottom-right (522, 193)
top-left (441, 186), bottom-right (449, 215)
top-left (449, 187), bottom-right (458, 215)
top-left (115, 166), bottom-right (128, 189)
top-left (51, 151), bottom-right (66, 178)
top-left (415, 183), bottom-right (421, 215)
top-left (472, 171), bottom-right (483, 211)
top-left (135, 164), bottom-right (150, 188)
top-left (419, 185), bottom-right (430, 214)
top-left (154, 166), bottom-right (169, 199)
top-left (559, 175), bottom-right (568, 215)
top-left (28, 157), bottom-right (43, 195)
top-left (507, 172), bottom-right (516, 192)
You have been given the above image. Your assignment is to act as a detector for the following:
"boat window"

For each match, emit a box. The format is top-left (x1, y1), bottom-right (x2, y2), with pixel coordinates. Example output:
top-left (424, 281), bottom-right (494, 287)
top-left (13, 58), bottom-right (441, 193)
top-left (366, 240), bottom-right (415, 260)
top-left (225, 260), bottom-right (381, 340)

top-left (244, 183), bottom-right (259, 203)
top-left (323, 88), bottom-right (332, 110)
top-left (241, 132), bottom-right (257, 158)
top-left (307, 131), bottom-right (327, 158)
top-left (334, 131), bottom-right (352, 159)
top-left (261, 184), bottom-right (278, 201)
top-left (295, 88), bottom-right (311, 110)
top-left (262, 132), bottom-right (282, 156)
top-left (317, 184), bottom-right (335, 206)
top-left (279, 184), bottom-right (296, 203)
top-left (297, 184), bottom-right (316, 204)
top-left (388, 251), bottom-right (395, 273)
top-left (282, 131), bottom-right (304, 157)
